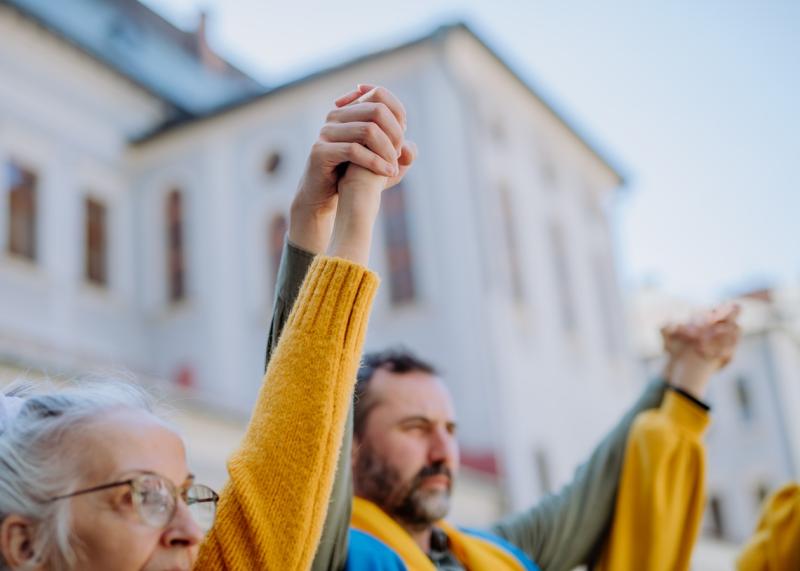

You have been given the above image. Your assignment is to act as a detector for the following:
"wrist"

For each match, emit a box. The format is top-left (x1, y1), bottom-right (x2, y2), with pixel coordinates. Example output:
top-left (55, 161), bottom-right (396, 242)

top-left (289, 197), bottom-right (335, 254)
top-left (669, 351), bottom-right (719, 400)
top-left (328, 212), bottom-right (375, 265)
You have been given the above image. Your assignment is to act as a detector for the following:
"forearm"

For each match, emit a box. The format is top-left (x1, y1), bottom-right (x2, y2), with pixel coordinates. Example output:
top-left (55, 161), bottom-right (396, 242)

top-left (289, 195), bottom-right (336, 255)
top-left (491, 379), bottom-right (668, 571)
top-left (200, 257), bottom-right (378, 570)
top-left (327, 166), bottom-right (385, 265)
top-left (264, 240), bottom-right (354, 571)
top-left (265, 240), bottom-right (315, 371)
top-left (311, 411), bottom-right (354, 571)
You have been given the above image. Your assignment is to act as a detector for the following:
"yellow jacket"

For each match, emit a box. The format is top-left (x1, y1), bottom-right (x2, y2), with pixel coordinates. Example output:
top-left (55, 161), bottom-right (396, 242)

top-left (597, 390), bottom-right (710, 571)
top-left (195, 256), bottom-right (379, 570)
top-left (737, 483), bottom-right (800, 570)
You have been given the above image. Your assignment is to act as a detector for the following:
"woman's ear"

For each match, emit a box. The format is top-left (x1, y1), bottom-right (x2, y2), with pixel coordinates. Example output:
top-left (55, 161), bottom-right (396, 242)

top-left (1, 515), bottom-right (37, 569)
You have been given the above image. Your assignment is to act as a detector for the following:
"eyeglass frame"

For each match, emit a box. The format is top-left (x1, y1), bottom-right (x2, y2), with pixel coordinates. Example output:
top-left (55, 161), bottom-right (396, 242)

top-left (48, 471), bottom-right (219, 530)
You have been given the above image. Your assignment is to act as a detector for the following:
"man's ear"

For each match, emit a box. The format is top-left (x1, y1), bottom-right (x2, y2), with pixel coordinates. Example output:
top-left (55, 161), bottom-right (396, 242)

top-left (1, 514), bottom-right (38, 569)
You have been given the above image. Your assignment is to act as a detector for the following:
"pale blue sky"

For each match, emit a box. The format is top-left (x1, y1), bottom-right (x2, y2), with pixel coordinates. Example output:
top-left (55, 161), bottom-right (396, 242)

top-left (144, 0), bottom-right (798, 302)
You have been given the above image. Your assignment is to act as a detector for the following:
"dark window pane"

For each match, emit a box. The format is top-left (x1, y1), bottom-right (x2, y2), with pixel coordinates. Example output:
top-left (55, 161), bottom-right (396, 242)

top-left (499, 185), bottom-right (525, 302)
top-left (534, 448), bottom-right (552, 495)
top-left (166, 190), bottom-right (186, 302)
top-left (7, 161), bottom-right (38, 261)
top-left (707, 495), bottom-right (726, 539)
top-left (264, 152), bottom-right (282, 176)
top-left (735, 376), bottom-right (754, 421)
top-left (382, 184), bottom-right (416, 305)
top-left (550, 222), bottom-right (576, 332)
top-left (85, 197), bottom-right (108, 286)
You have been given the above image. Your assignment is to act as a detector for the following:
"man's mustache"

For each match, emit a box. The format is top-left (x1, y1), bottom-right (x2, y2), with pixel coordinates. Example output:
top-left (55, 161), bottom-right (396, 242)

top-left (414, 462), bottom-right (452, 483)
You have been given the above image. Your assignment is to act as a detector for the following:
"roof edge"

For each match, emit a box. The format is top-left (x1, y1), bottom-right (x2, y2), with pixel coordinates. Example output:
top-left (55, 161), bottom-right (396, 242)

top-left (130, 20), bottom-right (628, 185)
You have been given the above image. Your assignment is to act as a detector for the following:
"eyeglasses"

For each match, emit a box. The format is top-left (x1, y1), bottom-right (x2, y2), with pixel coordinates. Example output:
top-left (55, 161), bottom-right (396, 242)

top-left (49, 472), bottom-right (219, 531)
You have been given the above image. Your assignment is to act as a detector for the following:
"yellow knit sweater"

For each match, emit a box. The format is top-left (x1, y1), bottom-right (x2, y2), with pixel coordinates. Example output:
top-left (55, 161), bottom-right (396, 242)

top-left (194, 256), bottom-right (379, 570)
top-left (596, 391), bottom-right (710, 571)
top-left (737, 483), bottom-right (800, 570)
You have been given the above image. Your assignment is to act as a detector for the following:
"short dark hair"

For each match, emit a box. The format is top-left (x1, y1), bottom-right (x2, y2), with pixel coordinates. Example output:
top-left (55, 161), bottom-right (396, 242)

top-left (354, 347), bottom-right (439, 438)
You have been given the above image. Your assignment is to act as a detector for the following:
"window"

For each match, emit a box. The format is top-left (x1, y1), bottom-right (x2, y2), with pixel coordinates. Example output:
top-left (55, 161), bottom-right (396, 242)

top-left (540, 155), bottom-right (558, 190)
top-left (490, 117), bottom-right (506, 143)
top-left (382, 183), bottom-right (416, 305)
top-left (707, 495), bottom-right (726, 539)
top-left (594, 254), bottom-right (619, 354)
top-left (7, 161), bottom-right (38, 261)
top-left (499, 185), bottom-right (525, 302)
top-left (263, 151), bottom-right (282, 176)
top-left (549, 222), bottom-right (576, 333)
top-left (166, 190), bottom-right (186, 303)
top-left (583, 185), bottom-right (603, 221)
top-left (84, 197), bottom-right (108, 286)
top-left (755, 482), bottom-right (770, 507)
top-left (735, 376), bottom-right (754, 422)
top-left (534, 448), bottom-right (552, 496)
top-left (268, 214), bottom-right (287, 285)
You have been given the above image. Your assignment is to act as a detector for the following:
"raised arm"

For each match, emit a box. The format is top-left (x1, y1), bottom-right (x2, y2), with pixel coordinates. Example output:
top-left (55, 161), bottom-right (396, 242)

top-left (262, 86), bottom-right (416, 571)
top-left (195, 95), bottom-right (410, 570)
top-left (266, 84), bottom-right (415, 367)
top-left (491, 305), bottom-right (741, 571)
top-left (490, 379), bottom-right (668, 571)
top-left (595, 304), bottom-right (741, 571)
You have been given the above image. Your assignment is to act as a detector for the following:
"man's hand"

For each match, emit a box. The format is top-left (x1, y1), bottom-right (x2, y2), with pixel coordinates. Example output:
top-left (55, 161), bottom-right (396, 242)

top-left (290, 85), bottom-right (417, 254)
top-left (661, 304), bottom-right (742, 399)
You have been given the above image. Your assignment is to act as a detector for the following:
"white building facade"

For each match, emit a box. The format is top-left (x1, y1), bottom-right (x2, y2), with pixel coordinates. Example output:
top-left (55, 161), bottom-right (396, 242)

top-left (0, 0), bottom-right (637, 518)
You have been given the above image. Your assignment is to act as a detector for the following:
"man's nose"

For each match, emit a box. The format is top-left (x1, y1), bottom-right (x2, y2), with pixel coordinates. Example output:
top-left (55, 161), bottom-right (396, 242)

top-left (428, 426), bottom-right (452, 463)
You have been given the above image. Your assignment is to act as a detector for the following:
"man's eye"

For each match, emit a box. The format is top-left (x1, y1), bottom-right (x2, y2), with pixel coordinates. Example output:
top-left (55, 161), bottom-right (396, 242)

top-left (119, 490), bottom-right (134, 506)
top-left (404, 424), bottom-right (427, 432)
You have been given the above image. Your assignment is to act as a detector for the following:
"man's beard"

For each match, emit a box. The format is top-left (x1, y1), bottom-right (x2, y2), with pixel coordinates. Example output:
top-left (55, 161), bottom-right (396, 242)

top-left (354, 442), bottom-right (453, 529)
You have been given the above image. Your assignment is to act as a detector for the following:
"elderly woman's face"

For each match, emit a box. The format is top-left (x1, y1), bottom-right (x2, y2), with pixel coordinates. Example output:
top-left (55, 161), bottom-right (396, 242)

top-left (65, 409), bottom-right (203, 571)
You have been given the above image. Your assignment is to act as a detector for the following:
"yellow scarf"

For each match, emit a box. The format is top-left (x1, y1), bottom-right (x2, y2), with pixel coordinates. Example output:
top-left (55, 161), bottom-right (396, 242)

top-left (351, 497), bottom-right (529, 570)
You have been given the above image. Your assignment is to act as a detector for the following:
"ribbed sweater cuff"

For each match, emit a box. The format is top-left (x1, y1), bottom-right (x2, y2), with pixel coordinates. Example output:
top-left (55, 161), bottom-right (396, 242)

top-left (663, 390), bottom-right (710, 437)
top-left (290, 256), bottom-right (380, 344)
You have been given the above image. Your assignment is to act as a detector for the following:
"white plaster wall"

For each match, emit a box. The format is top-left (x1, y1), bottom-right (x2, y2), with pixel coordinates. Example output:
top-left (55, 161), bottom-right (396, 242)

top-left (0, 7), bottom-right (164, 372)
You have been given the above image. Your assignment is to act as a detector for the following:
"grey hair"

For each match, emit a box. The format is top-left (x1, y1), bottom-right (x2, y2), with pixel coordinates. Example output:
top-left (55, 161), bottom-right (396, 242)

top-left (0, 377), bottom-right (161, 571)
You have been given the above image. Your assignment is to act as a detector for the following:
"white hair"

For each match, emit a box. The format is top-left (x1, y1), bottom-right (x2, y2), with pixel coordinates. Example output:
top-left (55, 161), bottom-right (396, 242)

top-left (0, 377), bottom-right (161, 570)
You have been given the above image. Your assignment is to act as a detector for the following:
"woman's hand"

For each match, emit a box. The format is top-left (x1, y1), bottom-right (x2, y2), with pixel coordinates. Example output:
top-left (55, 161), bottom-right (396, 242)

top-left (290, 85), bottom-right (416, 254)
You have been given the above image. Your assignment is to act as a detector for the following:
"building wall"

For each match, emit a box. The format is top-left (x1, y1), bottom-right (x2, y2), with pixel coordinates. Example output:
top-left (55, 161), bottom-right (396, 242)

top-left (0, 5), bottom-right (165, 373)
top-left (438, 29), bottom-right (636, 510)
top-left (703, 329), bottom-right (799, 542)
top-left (0, 12), bottom-right (637, 521)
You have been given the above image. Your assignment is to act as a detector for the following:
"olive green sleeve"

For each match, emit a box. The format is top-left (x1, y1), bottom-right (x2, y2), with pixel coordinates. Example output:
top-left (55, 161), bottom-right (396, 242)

top-left (490, 380), bottom-right (669, 571)
top-left (265, 239), bottom-right (353, 571)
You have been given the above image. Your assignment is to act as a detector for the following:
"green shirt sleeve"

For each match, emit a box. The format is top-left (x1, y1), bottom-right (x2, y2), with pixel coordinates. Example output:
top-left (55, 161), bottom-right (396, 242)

top-left (265, 239), bottom-right (353, 571)
top-left (490, 379), bottom-right (669, 571)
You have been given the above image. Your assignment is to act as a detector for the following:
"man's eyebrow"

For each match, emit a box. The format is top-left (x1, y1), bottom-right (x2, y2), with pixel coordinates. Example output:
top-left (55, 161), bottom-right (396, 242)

top-left (398, 416), bottom-right (458, 429)
top-left (398, 415), bottom-right (433, 425)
